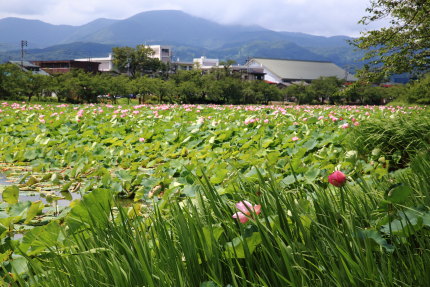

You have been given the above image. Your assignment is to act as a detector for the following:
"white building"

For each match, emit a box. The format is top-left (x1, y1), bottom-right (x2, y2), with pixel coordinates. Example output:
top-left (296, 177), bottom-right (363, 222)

top-left (75, 45), bottom-right (172, 72)
top-left (193, 56), bottom-right (219, 69)
top-left (75, 54), bottom-right (114, 72)
top-left (150, 45), bottom-right (172, 63)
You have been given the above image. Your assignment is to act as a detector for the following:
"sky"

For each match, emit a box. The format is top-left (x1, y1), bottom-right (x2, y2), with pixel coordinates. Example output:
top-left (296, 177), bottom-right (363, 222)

top-left (0, 0), bottom-right (385, 37)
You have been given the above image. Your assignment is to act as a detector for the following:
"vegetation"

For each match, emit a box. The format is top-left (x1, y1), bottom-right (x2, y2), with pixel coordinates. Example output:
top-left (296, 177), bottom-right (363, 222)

top-left (1, 3), bottom-right (430, 286)
top-left (112, 45), bottom-right (167, 78)
top-left (354, 0), bottom-right (430, 81)
top-left (4, 61), bottom-right (428, 105)
top-left (0, 103), bottom-right (429, 286)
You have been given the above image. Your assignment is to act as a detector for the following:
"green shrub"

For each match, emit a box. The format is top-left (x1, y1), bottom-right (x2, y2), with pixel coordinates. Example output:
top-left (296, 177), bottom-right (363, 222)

top-left (344, 111), bottom-right (430, 169)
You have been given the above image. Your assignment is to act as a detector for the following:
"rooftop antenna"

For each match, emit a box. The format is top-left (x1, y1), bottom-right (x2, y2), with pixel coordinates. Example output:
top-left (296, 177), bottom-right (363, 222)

top-left (21, 40), bottom-right (28, 67)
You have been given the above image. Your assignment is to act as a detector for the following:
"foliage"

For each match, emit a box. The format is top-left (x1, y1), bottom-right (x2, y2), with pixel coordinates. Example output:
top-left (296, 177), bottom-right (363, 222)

top-left (285, 81), bottom-right (313, 104)
top-left (311, 76), bottom-right (344, 104)
top-left (285, 77), bottom-right (400, 105)
top-left (112, 45), bottom-right (163, 77)
top-left (344, 108), bottom-right (430, 169)
top-left (354, 0), bottom-right (430, 81)
top-left (17, 152), bottom-right (430, 286)
top-left (0, 103), bottom-right (429, 285)
top-left (406, 73), bottom-right (430, 104)
top-left (0, 63), bottom-right (288, 104)
top-left (0, 64), bottom-right (52, 101)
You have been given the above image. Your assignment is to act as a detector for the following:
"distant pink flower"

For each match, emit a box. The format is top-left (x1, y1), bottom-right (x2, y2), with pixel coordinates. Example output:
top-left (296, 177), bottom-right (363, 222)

top-left (139, 138), bottom-right (145, 142)
top-left (353, 122), bottom-right (360, 126)
top-left (264, 119), bottom-right (269, 123)
top-left (232, 200), bottom-right (261, 224)
top-left (328, 171), bottom-right (347, 187)
top-left (292, 136), bottom-right (299, 141)
top-left (340, 123), bottom-right (349, 129)
top-left (244, 118), bottom-right (258, 125)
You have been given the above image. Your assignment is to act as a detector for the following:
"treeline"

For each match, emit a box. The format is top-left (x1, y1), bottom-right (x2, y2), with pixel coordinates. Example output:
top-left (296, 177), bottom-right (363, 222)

top-left (1, 62), bottom-right (429, 105)
top-left (0, 63), bottom-right (282, 104)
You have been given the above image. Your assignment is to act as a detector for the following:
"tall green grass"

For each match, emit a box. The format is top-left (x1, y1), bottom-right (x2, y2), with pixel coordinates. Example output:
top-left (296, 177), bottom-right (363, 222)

top-left (344, 111), bottom-right (430, 169)
top-left (17, 152), bottom-right (430, 287)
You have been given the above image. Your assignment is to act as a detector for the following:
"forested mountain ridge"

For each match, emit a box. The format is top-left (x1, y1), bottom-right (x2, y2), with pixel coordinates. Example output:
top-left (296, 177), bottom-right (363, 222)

top-left (0, 10), bottom-right (362, 68)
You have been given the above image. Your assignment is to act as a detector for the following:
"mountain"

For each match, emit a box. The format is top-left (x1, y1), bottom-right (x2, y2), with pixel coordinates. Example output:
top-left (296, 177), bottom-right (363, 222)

top-left (0, 10), bottom-right (363, 69)
top-left (0, 17), bottom-right (76, 49)
top-left (63, 10), bottom-right (276, 48)
top-left (61, 18), bottom-right (120, 44)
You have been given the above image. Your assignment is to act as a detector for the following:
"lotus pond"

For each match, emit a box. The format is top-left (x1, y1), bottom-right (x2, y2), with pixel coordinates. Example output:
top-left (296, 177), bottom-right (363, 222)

top-left (0, 102), bottom-right (429, 286)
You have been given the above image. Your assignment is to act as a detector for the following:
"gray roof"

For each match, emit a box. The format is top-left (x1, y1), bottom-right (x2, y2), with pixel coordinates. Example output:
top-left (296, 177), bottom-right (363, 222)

top-left (9, 60), bottom-right (39, 68)
top-left (8, 61), bottom-right (50, 76)
top-left (251, 58), bottom-right (357, 82)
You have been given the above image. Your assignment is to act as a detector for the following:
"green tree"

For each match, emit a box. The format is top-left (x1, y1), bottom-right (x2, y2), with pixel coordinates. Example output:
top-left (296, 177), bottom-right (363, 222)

top-left (0, 63), bottom-right (29, 100)
top-left (245, 81), bottom-right (282, 104)
top-left (219, 59), bottom-right (237, 77)
top-left (52, 70), bottom-right (100, 103)
top-left (286, 82), bottom-right (314, 104)
top-left (24, 73), bottom-right (53, 102)
top-left (344, 83), bottom-right (401, 105)
top-left (354, 0), bottom-right (430, 81)
top-left (407, 73), bottom-right (430, 104)
top-left (112, 45), bottom-right (162, 78)
top-left (131, 76), bottom-right (157, 104)
top-left (178, 81), bottom-right (200, 103)
top-left (311, 76), bottom-right (344, 104)
top-left (105, 75), bottom-right (131, 104)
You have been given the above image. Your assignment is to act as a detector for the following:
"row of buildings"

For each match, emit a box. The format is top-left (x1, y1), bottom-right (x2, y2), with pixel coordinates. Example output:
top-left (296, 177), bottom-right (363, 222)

top-left (11, 44), bottom-right (357, 85)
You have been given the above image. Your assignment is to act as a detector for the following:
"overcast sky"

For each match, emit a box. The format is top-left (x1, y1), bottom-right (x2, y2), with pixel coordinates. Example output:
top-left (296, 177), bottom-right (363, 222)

top-left (0, 0), bottom-right (384, 37)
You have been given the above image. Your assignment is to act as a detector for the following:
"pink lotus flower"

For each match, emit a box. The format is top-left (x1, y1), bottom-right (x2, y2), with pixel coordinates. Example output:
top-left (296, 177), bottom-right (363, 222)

top-left (232, 200), bottom-right (261, 223)
top-left (328, 171), bottom-right (347, 187)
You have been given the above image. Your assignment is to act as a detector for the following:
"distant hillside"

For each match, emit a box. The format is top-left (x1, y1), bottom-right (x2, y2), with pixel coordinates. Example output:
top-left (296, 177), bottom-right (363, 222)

top-left (0, 42), bottom-right (115, 62)
top-left (0, 10), bottom-right (364, 70)
top-left (0, 17), bottom-right (76, 49)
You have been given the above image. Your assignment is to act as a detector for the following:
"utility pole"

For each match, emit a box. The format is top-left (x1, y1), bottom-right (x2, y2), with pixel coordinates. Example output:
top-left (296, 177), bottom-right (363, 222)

top-left (21, 40), bottom-right (28, 67)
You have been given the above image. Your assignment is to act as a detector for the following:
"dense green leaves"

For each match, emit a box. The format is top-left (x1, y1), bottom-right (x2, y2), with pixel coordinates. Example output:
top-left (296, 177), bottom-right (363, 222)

top-left (2, 185), bottom-right (19, 204)
top-left (355, 0), bottom-right (430, 80)
top-left (112, 45), bottom-right (163, 78)
top-left (0, 102), bottom-right (429, 286)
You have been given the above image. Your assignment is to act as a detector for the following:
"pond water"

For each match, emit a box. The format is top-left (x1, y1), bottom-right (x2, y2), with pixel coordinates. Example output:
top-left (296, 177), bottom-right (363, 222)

top-left (0, 173), bottom-right (14, 185)
top-left (0, 172), bottom-right (81, 206)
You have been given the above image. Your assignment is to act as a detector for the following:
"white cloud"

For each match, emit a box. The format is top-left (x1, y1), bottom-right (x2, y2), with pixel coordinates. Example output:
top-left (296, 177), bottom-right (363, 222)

top-left (0, 0), bottom-right (383, 36)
